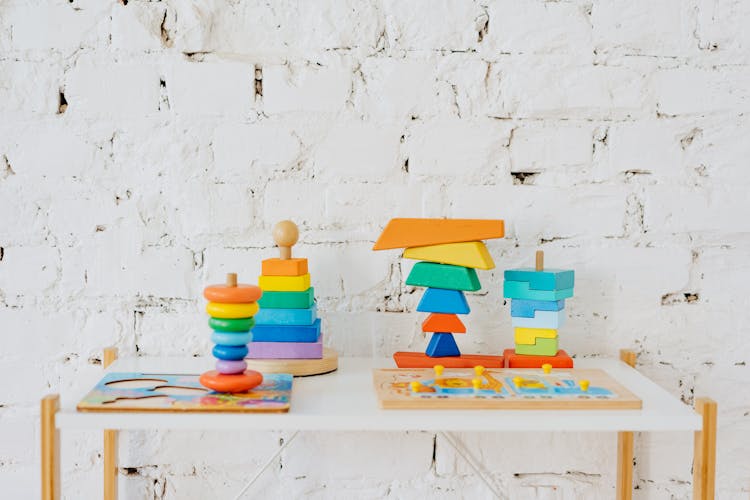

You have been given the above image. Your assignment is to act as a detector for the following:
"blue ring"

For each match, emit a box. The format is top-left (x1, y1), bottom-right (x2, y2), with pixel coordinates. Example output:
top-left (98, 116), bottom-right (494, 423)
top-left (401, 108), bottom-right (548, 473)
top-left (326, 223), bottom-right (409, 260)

top-left (212, 344), bottom-right (248, 360)
top-left (211, 331), bottom-right (252, 346)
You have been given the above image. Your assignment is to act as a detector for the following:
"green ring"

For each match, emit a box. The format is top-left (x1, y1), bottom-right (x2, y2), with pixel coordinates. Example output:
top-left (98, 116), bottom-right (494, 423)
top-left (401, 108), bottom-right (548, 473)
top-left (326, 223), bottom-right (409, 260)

top-left (208, 317), bottom-right (255, 332)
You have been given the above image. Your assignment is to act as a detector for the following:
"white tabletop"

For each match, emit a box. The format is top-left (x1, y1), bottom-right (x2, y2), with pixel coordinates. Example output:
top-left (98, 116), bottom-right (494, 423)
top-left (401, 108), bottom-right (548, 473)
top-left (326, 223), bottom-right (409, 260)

top-left (56, 357), bottom-right (701, 432)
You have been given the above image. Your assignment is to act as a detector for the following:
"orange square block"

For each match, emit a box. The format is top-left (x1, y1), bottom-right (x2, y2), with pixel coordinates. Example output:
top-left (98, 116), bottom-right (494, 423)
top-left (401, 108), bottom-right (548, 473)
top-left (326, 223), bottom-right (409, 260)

top-left (262, 258), bottom-right (308, 276)
top-left (503, 348), bottom-right (574, 368)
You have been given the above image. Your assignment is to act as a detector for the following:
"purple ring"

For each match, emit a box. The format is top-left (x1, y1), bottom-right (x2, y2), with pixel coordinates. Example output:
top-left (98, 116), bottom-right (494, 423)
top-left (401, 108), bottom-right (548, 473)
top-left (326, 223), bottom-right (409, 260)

top-left (215, 359), bottom-right (248, 374)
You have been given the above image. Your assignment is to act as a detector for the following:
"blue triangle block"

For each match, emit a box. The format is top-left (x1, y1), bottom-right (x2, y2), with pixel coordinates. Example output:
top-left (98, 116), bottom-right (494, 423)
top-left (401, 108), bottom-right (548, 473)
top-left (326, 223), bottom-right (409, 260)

top-left (417, 288), bottom-right (470, 314)
top-left (425, 333), bottom-right (461, 357)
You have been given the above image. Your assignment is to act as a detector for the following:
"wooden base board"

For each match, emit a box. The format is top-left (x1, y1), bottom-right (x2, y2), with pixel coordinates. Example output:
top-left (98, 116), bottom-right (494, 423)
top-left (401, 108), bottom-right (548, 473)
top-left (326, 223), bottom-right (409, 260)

top-left (374, 367), bottom-right (642, 410)
top-left (245, 347), bottom-right (338, 376)
top-left (504, 348), bottom-right (574, 368)
top-left (393, 351), bottom-right (504, 368)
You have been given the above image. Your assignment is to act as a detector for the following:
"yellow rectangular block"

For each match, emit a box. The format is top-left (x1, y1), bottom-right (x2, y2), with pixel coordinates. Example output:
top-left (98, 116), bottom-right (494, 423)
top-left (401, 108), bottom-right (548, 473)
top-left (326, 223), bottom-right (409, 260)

top-left (514, 327), bottom-right (558, 345)
top-left (403, 241), bottom-right (495, 270)
top-left (258, 273), bottom-right (311, 292)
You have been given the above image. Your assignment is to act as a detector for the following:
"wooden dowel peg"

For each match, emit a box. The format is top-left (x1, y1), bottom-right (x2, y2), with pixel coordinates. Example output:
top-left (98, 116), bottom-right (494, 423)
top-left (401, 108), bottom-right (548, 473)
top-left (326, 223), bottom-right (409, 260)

top-left (535, 250), bottom-right (544, 271)
top-left (273, 220), bottom-right (299, 260)
top-left (226, 273), bottom-right (238, 287)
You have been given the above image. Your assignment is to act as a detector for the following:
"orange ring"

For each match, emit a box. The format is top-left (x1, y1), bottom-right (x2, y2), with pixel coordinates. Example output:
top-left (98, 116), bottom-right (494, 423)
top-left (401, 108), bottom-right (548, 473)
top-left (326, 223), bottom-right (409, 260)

top-left (199, 370), bottom-right (263, 393)
top-left (203, 284), bottom-right (262, 303)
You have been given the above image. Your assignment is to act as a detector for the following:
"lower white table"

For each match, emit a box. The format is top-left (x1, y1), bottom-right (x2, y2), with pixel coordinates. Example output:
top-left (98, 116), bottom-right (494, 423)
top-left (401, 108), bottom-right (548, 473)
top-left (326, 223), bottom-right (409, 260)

top-left (40, 349), bottom-right (716, 500)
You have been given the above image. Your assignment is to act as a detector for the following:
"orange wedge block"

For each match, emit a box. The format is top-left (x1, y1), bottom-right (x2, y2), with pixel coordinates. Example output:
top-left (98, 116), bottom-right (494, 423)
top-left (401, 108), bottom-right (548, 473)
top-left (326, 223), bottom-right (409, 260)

top-left (373, 218), bottom-right (504, 250)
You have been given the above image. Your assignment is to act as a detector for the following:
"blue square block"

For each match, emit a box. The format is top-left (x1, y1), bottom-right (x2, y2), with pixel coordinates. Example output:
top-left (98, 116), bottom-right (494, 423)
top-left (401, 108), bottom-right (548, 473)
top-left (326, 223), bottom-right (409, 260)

top-left (254, 304), bottom-right (317, 326)
top-left (504, 281), bottom-right (573, 301)
top-left (504, 268), bottom-right (574, 291)
top-left (251, 318), bottom-right (321, 343)
top-left (510, 299), bottom-right (565, 318)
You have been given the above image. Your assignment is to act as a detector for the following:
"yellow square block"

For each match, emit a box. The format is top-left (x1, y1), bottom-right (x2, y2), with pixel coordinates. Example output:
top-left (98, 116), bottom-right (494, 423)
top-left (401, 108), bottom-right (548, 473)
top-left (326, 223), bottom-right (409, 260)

top-left (403, 241), bottom-right (495, 270)
top-left (258, 273), bottom-right (311, 292)
top-left (514, 327), bottom-right (558, 345)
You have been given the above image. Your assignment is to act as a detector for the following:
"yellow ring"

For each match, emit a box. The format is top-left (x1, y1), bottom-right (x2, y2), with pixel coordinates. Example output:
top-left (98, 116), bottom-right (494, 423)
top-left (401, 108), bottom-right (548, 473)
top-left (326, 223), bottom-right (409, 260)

top-left (206, 302), bottom-right (259, 319)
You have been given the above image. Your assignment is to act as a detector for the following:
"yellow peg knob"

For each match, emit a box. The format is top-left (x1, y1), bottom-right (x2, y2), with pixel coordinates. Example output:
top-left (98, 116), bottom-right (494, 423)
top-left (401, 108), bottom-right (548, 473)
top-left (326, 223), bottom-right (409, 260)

top-left (433, 365), bottom-right (444, 377)
top-left (472, 378), bottom-right (482, 391)
top-left (542, 363), bottom-right (552, 374)
top-left (580, 380), bottom-right (590, 392)
top-left (473, 365), bottom-right (485, 376)
top-left (513, 376), bottom-right (523, 387)
top-left (410, 381), bottom-right (420, 392)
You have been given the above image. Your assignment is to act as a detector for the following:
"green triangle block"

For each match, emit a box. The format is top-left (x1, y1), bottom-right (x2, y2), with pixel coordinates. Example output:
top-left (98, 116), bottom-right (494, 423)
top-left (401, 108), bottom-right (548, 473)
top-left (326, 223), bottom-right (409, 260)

top-left (406, 262), bottom-right (481, 291)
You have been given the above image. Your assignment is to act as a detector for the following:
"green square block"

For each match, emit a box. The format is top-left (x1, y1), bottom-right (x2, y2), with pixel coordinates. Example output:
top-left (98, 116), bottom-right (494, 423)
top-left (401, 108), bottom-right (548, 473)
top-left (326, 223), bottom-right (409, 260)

top-left (515, 337), bottom-right (559, 356)
top-left (406, 262), bottom-right (481, 292)
top-left (503, 281), bottom-right (573, 301)
top-left (258, 287), bottom-right (315, 309)
top-left (504, 268), bottom-right (574, 291)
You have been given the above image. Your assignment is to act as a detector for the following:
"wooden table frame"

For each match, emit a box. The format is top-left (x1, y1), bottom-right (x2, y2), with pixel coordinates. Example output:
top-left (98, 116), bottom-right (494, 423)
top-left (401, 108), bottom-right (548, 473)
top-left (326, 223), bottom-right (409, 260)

top-left (41, 348), bottom-right (717, 500)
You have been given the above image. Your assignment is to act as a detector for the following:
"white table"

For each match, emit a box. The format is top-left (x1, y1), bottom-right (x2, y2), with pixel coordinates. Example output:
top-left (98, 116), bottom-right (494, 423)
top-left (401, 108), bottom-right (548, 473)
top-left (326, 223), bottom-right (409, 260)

top-left (40, 349), bottom-right (717, 500)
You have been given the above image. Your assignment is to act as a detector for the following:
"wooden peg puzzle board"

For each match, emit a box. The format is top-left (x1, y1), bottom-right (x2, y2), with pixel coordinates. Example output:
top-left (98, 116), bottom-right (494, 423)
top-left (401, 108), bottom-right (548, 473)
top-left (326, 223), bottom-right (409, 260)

top-left (77, 372), bottom-right (292, 413)
top-left (373, 368), bottom-right (642, 410)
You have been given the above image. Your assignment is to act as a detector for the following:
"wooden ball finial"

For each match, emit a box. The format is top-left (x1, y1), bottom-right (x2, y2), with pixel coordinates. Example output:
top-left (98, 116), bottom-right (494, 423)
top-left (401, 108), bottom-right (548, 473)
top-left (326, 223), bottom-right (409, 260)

top-left (273, 220), bottom-right (299, 260)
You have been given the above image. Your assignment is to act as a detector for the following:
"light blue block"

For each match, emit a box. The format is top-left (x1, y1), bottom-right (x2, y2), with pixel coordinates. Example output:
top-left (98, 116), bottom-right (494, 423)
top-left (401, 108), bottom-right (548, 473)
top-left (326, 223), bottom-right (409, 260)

top-left (511, 309), bottom-right (566, 329)
top-left (504, 268), bottom-right (574, 291)
top-left (210, 331), bottom-right (252, 346)
top-left (417, 288), bottom-right (470, 314)
top-left (255, 304), bottom-right (317, 325)
top-left (511, 299), bottom-right (565, 318)
top-left (504, 281), bottom-right (573, 301)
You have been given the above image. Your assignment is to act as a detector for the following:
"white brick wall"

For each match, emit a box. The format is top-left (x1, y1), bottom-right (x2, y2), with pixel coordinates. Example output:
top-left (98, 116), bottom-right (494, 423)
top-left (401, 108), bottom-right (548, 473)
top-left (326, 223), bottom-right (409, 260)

top-left (0, 1), bottom-right (748, 499)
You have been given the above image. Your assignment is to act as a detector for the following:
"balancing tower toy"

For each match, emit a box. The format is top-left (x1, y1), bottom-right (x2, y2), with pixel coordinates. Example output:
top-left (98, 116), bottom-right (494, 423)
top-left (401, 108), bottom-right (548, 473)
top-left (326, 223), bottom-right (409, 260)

top-left (200, 273), bottom-right (264, 393)
top-left (373, 218), bottom-right (506, 368)
top-left (244, 220), bottom-right (338, 376)
top-left (503, 251), bottom-right (575, 368)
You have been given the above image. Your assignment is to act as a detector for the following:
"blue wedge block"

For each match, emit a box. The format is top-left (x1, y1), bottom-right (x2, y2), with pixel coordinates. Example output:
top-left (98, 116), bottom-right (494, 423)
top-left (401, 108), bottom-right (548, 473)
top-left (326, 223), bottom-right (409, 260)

top-left (510, 299), bottom-right (565, 318)
top-left (254, 304), bottom-right (318, 326)
top-left (417, 288), bottom-right (470, 314)
top-left (425, 332), bottom-right (461, 357)
top-left (251, 318), bottom-right (321, 343)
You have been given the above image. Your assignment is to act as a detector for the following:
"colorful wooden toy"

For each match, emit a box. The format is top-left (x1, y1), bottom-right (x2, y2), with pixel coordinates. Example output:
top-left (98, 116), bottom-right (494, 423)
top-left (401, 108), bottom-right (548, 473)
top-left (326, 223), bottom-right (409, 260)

top-left (258, 288), bottom-right (315, 309)
top-left (246, 221), bottom-right (338, 377)
top-left (251, 319), bottom-right (321, 343)
top-left (78, 372), bottom-right (292, 413)
top-left (373, 218), bottom-right (505, 250)
top-left (425, 333), bottom-right (461, 357)
top-left (510, 298), bottom-right (565, 318)
top-left (205, 301), bottom-right (259, 319)
top-left (421, 313), bottom-right (466, 334)
top-left (258, 273), bottom-right (311, 292)
top-left (503, 252), bottom-right (575, 368)
top-left (374, 217), bottom-right (505, 368)
top-left (254, 304), bottom-right (318, 326)
top-left (403, 241), bottom-right (495, 269)
top-left (201, 273), bottom-right (264, 393)
top-left (392, 352), bottom-right (504, 368)
top-left (374, 367), bottom-right (641, 409)
top-left (416, 288), bottom-right (470, 314)
top-left (406, 262), bottom-right (481, 291)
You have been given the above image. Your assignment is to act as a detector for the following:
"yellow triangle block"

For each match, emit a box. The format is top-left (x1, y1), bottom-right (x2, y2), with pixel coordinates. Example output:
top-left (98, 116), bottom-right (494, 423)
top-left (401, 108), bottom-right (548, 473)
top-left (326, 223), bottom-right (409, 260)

top-left (403, 241), bottom-right (495, 270)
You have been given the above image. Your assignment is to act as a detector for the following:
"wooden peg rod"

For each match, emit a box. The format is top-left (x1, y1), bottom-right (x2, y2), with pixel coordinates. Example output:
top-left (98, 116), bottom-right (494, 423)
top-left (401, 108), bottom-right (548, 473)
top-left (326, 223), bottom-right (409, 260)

top-left (535, 250), bottom-right (544, 271)
top-left (226, 273), bottom-right (237, 287)
top-left (273, 220), bottom-right (299, 260)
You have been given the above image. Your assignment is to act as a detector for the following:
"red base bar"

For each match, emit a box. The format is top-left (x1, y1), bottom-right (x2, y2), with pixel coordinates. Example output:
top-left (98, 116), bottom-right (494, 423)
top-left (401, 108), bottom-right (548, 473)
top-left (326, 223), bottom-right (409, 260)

top-left (503, 348), bottom-right (574, 368)
top-left (393, 351), bottom-right (504, 368)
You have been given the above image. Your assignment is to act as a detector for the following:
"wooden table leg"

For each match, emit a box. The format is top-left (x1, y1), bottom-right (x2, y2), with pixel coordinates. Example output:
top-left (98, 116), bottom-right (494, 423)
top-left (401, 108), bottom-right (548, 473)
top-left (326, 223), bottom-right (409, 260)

top-left (617, 349), bottom-right (637, 500)
top-left (41, 394), bottom-right (60, 500)
top-left (103, 347), bottom-right (119, 500)
top-left (693, 398), bottom-right (717, 500)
